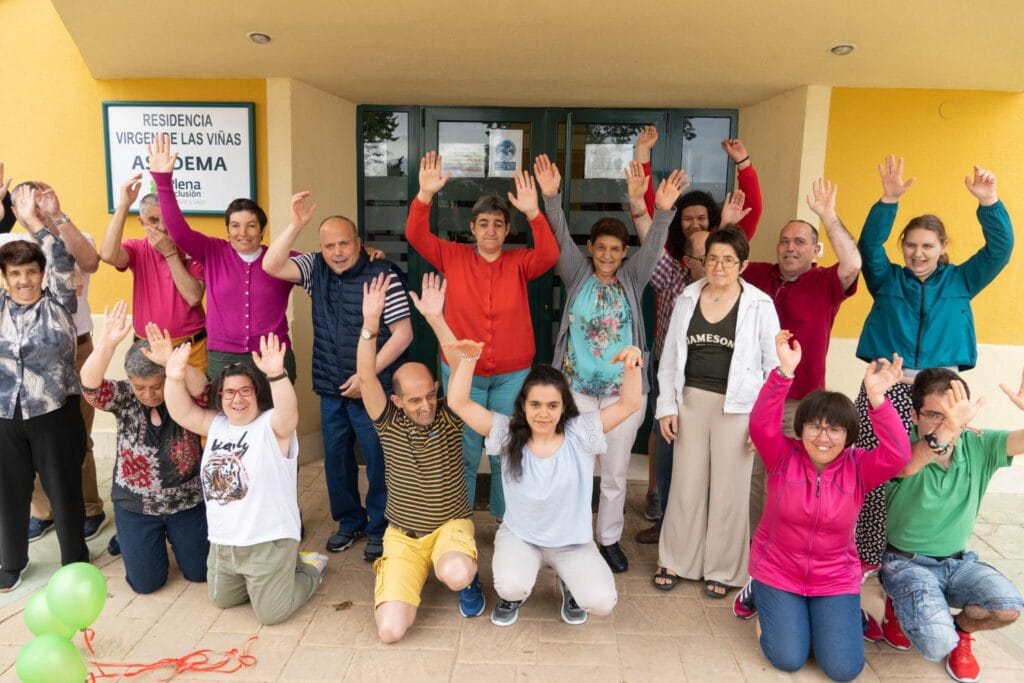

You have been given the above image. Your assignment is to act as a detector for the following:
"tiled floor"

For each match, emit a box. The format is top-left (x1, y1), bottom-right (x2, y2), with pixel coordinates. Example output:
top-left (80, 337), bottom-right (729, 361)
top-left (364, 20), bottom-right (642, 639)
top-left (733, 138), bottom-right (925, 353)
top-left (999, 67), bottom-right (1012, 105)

top-left (1, 457), bottom-right (1022, 682)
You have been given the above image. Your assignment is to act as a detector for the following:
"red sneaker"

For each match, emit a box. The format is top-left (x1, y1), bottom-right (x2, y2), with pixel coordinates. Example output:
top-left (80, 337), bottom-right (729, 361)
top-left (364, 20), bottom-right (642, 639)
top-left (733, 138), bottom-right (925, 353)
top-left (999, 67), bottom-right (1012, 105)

top-left (945, 629), bottom-right (980, 683)
top-left (861, 608), bottom-right (883, 643)
top-left (732, 579), bottom-right (756, 620)
top-left (882, 596), bottom-right (912, 650)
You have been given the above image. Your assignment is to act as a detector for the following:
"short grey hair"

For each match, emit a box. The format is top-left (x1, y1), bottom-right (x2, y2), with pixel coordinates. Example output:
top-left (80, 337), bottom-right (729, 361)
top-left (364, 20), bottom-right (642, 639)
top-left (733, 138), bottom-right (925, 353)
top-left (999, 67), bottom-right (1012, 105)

top-left (138, 193), bottom-right (160, 212)
top-left (124, 339), bottom-right (164, 378)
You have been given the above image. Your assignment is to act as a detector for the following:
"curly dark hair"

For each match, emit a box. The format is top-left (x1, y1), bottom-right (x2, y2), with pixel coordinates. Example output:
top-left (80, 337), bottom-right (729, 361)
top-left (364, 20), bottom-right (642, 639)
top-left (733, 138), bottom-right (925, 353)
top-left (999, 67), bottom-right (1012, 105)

top-left (665, 190), bottom-right (721, 260)
top-left (504, 365), bottom-right (580, 482)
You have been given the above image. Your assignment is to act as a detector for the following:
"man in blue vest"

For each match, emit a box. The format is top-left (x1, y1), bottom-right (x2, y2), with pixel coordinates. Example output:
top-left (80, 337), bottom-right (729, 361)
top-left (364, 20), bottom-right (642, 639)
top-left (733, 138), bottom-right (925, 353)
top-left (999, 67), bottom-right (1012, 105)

top-left (264, 192), bottom-right (412, 561)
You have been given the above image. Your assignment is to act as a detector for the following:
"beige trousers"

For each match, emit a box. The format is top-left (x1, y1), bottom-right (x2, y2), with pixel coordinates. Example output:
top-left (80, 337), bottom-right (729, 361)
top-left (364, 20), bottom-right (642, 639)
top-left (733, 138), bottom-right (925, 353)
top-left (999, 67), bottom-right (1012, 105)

top-left (658, 386), bottom-right (753, 587)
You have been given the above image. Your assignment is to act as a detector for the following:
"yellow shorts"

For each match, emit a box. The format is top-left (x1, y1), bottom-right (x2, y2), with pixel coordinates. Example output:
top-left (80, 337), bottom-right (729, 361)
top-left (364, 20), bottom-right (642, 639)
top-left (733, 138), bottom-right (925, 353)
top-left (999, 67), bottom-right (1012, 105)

top-left (373, 517), bottom-right (477, 608)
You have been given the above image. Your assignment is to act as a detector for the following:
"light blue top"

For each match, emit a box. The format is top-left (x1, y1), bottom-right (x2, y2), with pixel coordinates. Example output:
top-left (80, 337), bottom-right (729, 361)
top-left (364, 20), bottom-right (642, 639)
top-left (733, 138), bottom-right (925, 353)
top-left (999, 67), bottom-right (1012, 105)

top-left (563, 276), bottom-right (632, 397)
top-left (485, 410), bottom-right (606, 547)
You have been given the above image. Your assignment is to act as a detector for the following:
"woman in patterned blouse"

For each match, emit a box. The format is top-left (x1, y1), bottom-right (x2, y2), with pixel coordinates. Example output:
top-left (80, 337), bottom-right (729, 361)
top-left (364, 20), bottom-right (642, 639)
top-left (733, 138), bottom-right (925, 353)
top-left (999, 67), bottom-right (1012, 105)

top-left (0, 186), bottom-right (88, 592)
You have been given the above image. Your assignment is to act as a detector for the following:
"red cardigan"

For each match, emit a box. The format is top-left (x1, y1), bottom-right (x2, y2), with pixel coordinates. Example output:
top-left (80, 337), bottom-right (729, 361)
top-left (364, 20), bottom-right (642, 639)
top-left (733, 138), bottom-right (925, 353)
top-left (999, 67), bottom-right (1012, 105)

top-left (405, 198), bottom-right (558, 376)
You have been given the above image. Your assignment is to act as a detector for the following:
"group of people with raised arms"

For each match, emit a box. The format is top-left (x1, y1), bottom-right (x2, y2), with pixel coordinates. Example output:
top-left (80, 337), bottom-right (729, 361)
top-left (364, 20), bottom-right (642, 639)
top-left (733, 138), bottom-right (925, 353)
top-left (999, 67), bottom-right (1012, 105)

top-left (0, 129), bottom-right (1020, 682)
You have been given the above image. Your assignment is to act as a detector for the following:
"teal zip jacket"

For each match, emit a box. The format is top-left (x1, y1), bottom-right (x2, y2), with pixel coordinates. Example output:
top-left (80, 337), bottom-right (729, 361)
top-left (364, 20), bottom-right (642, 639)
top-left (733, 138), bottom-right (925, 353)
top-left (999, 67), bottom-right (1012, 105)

top-left (856, 200), bottom-right (1013, 370)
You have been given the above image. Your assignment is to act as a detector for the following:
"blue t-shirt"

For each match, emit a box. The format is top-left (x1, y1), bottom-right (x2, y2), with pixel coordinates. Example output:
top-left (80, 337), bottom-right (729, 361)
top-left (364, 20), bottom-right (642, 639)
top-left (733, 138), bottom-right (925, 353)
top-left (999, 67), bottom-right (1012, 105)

top-left (563, 276), bottom-right (632, 397)
top-left (485, 410), bottom-right (606, 547)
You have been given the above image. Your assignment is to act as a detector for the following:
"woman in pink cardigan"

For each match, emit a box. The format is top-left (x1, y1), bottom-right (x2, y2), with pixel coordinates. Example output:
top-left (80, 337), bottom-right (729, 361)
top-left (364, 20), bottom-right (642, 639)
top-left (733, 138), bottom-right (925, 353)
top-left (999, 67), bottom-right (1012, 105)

top-left (746, 331), bottom-right (911, 681)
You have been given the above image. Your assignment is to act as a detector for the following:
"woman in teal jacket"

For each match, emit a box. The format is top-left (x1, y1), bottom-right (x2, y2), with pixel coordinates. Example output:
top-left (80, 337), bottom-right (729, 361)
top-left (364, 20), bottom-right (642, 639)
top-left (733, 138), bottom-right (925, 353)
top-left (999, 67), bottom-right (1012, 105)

top-left (853, 156), bottom-right (1013, 572)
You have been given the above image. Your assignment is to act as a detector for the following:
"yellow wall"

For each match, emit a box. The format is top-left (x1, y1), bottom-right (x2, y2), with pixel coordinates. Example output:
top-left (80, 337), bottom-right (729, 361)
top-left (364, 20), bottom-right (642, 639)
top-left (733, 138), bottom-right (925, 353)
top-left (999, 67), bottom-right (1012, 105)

top-left (824, 88), bottom-right (1024, 343)
top-left (1, 0), bottom-right (267, 308)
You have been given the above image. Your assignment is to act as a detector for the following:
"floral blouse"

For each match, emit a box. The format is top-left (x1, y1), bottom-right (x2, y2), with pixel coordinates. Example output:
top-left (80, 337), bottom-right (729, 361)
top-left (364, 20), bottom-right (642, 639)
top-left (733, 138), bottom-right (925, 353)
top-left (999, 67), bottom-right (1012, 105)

top-left (563, 276), bottom-right (633, 397)
top-left (0, 229), bottom-right (78, 419)
top-left (83, 379), bottom-right (209, 516)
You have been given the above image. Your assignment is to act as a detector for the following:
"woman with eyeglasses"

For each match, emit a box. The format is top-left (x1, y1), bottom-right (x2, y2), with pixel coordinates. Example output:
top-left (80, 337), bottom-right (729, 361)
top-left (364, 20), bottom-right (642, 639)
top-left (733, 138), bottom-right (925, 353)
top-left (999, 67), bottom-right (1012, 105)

top-left (852, 157), bottom-right (1013, 576)
top-left (746, 332), bottom-right (910, 680)
top-left (162, 334), bottom-right (326, 625)
top-left (653, 226), bottom-right (779, 598)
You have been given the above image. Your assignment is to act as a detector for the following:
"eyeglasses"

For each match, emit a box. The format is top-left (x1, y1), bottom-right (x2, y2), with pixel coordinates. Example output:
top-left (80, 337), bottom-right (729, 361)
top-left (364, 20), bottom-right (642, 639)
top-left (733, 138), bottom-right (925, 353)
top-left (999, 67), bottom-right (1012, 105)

top-left (704, 255), bottom-right (740, 268)
top-left (918, 410), bottom-right (945, 424)
top-left (219, 386), bottom-right (255, 399)
top-left (684, 254), bottom-right (705, 264)
top-left (803, 422), bottom-right (847, 440)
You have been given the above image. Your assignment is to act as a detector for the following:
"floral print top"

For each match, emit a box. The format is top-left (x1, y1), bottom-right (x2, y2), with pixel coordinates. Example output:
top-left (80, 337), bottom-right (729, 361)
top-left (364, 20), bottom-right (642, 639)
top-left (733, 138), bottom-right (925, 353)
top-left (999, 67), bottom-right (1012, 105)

top-left (563, 276), bottom-right (633, 397)
top-left (83, 379), bottom-right (209, 516)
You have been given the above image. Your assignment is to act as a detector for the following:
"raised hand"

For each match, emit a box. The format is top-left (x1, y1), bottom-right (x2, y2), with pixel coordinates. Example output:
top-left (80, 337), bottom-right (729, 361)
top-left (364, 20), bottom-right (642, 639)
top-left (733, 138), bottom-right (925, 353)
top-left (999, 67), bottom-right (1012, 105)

top-left (252, 334), bottom-right (287, 377)
top-left (721, 139), bottom-right (750, 164)
top-left (532, 154), bottom-right (562, 197)
top-left (146, 133), bottom-right (178, 174)
top-left (289, 191), bottom-right (318, 229)
top-left (141, 322), bottom-right (175, 367)
top-left (409, 272), bottom-right (446, 318)
top-left (625, 160), bottom-right (650, 203)
top-left (964, 165), bottom-right (998, 206)
top-left (98, 300), bottom-right (133, 348)
top-left (119, 173), bottom-right (143, 208)
top-left (719, 189), bottom-right (752, 226)
top-left (938, 379), bottom-right (986, 432)
top-left (636, 126), bottom-right (659, 154)
top-left (417, 151), bottom-right (451, 200)
top-left (878, 155), bottom-right (915, 203)
top-left (805, 178), bottom-right (837, 219)
top-left (362, 272), bottom-right (392, 321)
top-left (863, 353), bottom-right (905, 405)
top-left (775, 330), bottom-right (802, 375)
top-left (507, 170), bottom-right (540, 219)
top-left (144, 223), bottom-right (177, 256)
top-left (610, 345), bottom-right (644, 369)
top-left (11, 185), bottom-right (44, 232)
top-left (654, 170), bottom-right (689, 211)
top-left (999, 369), bottom-right (1024, 412)
top-left (165, 343), bottom-right (191, 381)
top-left (0, 161), bottom-right (11, 221)
top-left (35, 183), bottom-right (62, 221)
top-left (443, 339), bottom-right (484, 361)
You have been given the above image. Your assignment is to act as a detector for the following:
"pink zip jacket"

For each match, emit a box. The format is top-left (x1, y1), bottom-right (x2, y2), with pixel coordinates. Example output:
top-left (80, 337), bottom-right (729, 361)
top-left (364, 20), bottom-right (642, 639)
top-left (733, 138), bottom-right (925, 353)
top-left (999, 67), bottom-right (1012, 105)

top-left (748, 370), bottom-right (911, 596)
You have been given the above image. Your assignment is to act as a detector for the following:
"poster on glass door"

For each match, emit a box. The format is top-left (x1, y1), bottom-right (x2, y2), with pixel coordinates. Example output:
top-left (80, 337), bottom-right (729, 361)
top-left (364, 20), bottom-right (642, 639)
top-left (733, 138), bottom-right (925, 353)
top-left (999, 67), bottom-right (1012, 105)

top-left (584, 143), bottom-right (633, 180)
top-left (487, 129), bottom-right (523, 177)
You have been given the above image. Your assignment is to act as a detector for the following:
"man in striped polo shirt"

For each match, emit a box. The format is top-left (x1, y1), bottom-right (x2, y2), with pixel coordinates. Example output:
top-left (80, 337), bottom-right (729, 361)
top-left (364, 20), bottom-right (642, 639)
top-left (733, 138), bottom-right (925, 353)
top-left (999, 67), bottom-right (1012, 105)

top-left (356, 272), bottom-right (482, 644)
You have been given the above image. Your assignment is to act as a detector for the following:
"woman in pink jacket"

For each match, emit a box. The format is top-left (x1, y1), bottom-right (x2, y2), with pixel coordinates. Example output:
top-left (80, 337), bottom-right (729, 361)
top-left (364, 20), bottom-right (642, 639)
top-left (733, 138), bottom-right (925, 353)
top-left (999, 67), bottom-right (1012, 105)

top-left (747, 331), bottom-right (911, 681)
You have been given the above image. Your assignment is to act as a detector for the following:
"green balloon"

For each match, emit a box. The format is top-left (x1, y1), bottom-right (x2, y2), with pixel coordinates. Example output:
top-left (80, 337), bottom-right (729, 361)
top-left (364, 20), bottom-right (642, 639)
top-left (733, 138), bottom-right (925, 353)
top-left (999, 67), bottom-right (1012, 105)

top-left (23, 591), bottom-right (76, 639)
top-left (45, 562), bottom-right (107, 630)
top-left (15, 634), bottom-right (87, 683)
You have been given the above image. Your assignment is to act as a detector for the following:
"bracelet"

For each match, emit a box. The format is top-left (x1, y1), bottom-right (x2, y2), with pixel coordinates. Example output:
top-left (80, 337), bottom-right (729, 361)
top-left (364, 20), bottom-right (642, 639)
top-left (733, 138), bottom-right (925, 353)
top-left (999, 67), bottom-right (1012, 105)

top-left (53, 214), bottom-right (71, 228)
top-left (631, 209), bottom-right (648, 220)
top-left (163, 251), bottom-right (179, 259)
top-left (735, 156), bottom-right (750, 165)
top-left (265, 372), bottom-right (289, 382)
top-left (775, 367), bottom-right (794, 380)
top-left (461, 353), bottom-right (480, 361)
top-left (923, 431), bottom-right (951, 456)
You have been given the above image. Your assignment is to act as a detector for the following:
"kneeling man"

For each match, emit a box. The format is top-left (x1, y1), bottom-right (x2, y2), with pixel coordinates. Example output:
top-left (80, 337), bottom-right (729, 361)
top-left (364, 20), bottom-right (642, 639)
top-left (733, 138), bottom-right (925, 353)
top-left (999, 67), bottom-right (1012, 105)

top-left (881, 368), bottom-right (1024, 683)
top-left (357, 273), bottom-right (482, 643)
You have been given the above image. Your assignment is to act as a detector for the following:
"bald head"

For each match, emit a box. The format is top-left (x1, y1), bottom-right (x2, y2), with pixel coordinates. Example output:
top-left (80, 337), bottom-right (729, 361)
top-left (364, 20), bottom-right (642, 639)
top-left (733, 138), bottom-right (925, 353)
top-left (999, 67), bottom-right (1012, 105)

top-left (319, 215), bottom-right (361, 274)
top-left (390, 362), bottom-right (440, 427)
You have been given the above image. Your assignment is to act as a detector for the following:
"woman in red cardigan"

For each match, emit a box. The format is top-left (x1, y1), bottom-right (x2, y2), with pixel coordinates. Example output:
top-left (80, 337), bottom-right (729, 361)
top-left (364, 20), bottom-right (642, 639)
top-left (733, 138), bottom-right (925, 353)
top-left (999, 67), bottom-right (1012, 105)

top-left (406, 152), bottom-right (559, 522)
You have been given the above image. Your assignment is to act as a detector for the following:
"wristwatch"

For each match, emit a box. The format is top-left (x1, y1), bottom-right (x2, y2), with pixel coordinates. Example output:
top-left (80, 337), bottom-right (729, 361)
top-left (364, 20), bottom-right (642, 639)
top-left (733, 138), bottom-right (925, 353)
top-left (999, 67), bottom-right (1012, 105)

top-left (53, 214), bottom-right (71, 228)
top-left (360, 327), bottom-right (378, 340)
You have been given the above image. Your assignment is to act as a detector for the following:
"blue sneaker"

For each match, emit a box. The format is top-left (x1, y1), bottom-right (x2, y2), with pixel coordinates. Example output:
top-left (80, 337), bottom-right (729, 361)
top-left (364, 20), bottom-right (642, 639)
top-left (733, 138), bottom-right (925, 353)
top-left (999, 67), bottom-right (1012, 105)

top-left (28, 517), bottom-right (54, 543)
top-left (459, 573), bottom-right (485, 618)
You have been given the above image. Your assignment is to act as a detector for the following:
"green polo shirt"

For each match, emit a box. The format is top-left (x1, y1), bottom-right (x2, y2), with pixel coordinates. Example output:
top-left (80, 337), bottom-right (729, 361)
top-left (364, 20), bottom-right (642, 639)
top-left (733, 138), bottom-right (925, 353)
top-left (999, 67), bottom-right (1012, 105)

top-left (885, 427), bottom-right (1010, 557)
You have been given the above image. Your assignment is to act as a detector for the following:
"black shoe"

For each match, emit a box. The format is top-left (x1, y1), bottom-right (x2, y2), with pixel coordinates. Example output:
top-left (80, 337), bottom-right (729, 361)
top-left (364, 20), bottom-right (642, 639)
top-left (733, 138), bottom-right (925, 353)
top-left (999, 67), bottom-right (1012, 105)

top-left (84, 512), bottom-right (109, 541)
top-left (0, 560), bottom-right (29, 593)
top-left (107, 535), bottom-right (122, 557)
top-left (326, 527), bottom-right (365, 553)
top-left (363, 537), bottom-right (384, 562)
top-left (598, 542), bottom-right (629, 573)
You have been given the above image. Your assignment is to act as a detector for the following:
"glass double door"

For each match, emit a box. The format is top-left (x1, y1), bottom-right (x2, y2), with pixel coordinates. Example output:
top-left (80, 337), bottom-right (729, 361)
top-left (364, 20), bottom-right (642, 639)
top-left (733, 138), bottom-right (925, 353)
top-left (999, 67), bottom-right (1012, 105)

top-left (357, 105), bottom-right (738, 373)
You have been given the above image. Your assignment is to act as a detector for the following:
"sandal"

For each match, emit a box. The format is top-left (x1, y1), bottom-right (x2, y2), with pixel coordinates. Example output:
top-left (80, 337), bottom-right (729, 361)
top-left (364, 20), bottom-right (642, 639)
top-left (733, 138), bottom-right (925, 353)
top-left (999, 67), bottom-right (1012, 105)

top-left (653, 567), bottom-right (680, 591)
top-left (703, 580), bottom-right (729, 599)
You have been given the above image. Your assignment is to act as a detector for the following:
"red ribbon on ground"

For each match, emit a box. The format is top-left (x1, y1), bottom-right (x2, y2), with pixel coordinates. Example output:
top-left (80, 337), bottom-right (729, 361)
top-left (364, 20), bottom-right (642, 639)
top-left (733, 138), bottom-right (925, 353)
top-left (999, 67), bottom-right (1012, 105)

top-left (81, 630), bottom-right (258, 680)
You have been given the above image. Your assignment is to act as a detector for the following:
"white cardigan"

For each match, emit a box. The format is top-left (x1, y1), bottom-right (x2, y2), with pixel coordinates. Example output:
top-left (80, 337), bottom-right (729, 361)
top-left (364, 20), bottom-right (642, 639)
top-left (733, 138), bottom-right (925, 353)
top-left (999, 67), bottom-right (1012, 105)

top-left (655, 277), bottom-right (780, 418)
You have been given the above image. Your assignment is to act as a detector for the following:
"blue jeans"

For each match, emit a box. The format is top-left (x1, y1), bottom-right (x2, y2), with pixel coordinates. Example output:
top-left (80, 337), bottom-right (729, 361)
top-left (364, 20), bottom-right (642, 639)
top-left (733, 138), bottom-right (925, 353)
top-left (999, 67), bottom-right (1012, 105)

top-left (114, 501), bottom-right (209, 594)
top-left (752, 580), bottom-right (864, 682)
top-left (320, 395), bottom-right (388, 539)
top-left (441, 364), bottom-right (529, 519)
top-left (650, 359), bottom-right (673, 530)
top-left (880, 550), bottom-right (1024, 662)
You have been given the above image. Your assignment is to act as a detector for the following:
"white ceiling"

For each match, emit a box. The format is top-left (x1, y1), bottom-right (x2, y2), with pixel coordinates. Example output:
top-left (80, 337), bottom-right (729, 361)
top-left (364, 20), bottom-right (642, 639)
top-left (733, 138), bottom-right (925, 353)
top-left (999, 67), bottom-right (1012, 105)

top-left (53, 0), bottom-right (1024, 108)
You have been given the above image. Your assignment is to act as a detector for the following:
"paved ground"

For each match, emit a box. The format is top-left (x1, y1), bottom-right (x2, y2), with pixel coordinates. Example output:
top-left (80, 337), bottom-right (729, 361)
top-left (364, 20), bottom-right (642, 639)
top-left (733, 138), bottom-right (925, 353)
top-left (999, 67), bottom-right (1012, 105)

top-left (1, 456), bottom-right (1022, 682)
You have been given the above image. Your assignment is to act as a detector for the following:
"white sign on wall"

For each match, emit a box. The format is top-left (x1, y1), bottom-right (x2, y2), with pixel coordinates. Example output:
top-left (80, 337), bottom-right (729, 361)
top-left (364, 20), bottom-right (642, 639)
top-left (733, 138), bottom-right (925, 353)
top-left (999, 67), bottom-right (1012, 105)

top-left (103, 102), bottom-right (256, 215)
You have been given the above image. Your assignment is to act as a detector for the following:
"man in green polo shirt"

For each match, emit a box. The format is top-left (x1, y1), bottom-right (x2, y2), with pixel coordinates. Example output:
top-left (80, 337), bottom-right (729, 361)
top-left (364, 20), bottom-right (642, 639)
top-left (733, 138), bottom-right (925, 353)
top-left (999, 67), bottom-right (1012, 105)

top-left (879, 368), bottom-right (1024, 683)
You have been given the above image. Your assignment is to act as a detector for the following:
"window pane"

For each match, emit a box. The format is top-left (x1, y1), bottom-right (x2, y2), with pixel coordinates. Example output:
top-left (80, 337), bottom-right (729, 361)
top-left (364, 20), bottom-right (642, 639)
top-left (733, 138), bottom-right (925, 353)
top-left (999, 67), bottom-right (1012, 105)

top-left (680, 117), bottom-right (731, 202)
top-left (362, 111), bottom-right (409, 268)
